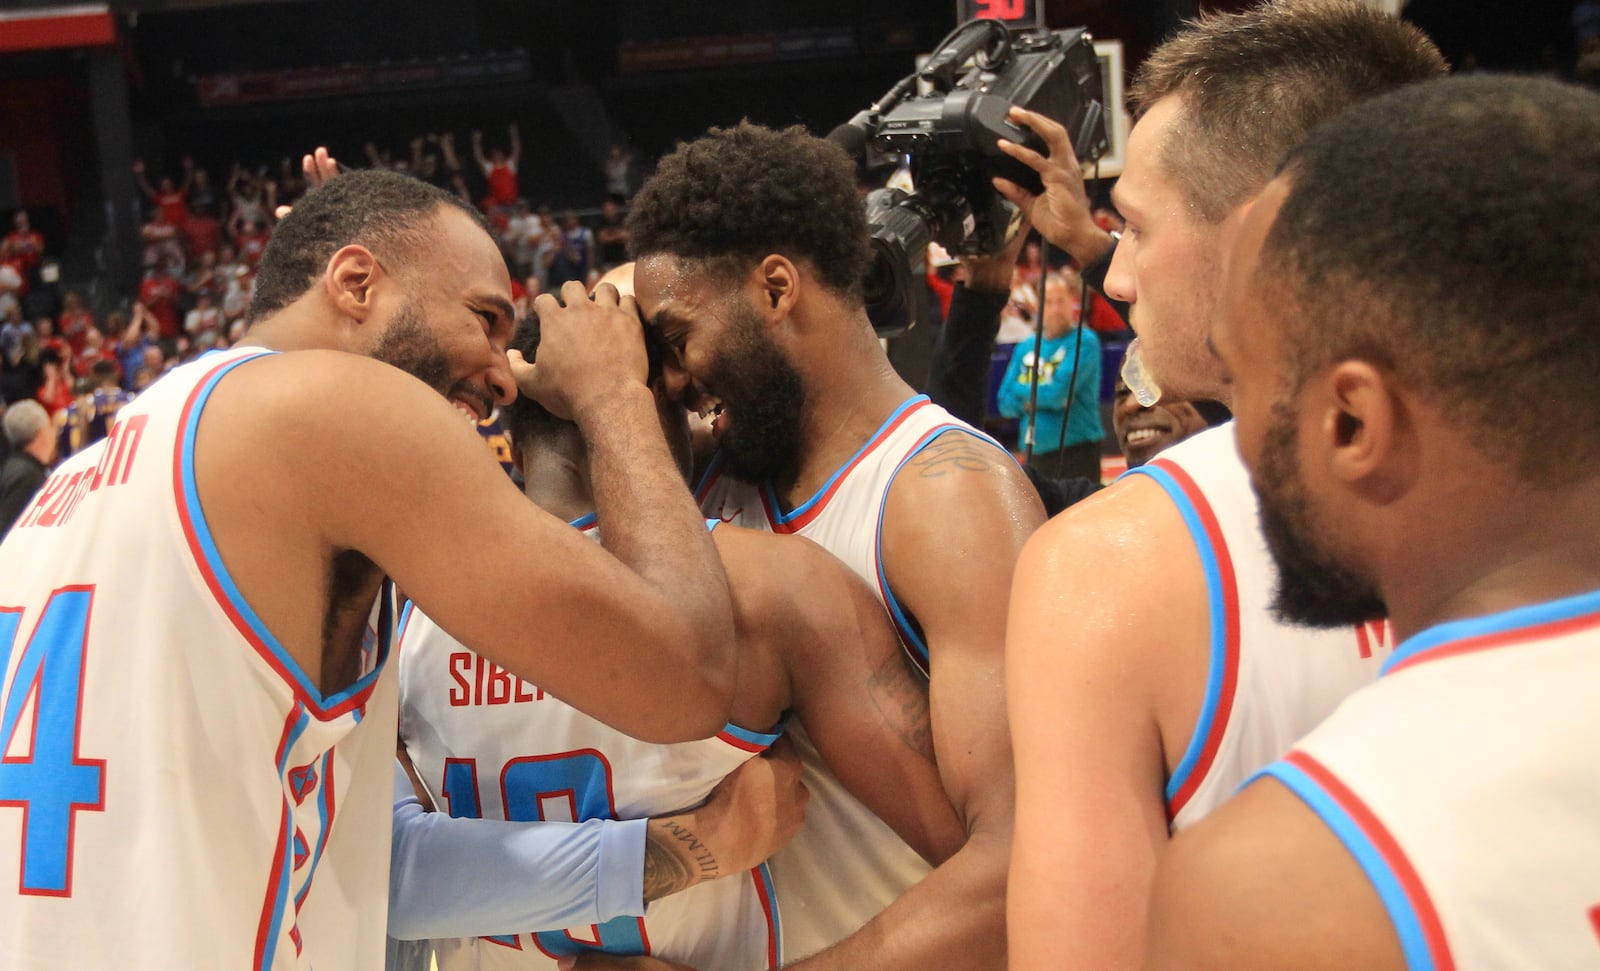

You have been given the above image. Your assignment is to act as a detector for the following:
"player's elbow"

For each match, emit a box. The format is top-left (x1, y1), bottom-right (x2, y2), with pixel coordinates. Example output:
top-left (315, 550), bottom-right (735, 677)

top-left (623, 606), bottom-right (738, 744)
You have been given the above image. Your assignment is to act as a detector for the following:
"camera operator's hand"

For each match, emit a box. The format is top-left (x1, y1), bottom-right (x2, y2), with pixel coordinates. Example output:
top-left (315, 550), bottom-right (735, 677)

top-left (513, 281), bottom-right (649, 423)
top-left (960, 215), bottom-right (1033, 294)
top-left (993, 107), bottom-right (1114, 268)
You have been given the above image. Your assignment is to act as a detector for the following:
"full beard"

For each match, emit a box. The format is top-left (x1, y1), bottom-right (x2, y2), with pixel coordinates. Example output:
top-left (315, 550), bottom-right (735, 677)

top-left (708, 305), bottom-right (806, 487)
top-left (1256, 404), bottom-right (1387, 628)
top-left (371, 299), bottom-right (452, 395)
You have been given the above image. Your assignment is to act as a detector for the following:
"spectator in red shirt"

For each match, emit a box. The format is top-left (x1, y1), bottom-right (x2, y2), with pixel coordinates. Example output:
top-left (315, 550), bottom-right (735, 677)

top-left (139, 258), bottom-right (183, 340)
top-left (35, 348), bottom-right (73, 419)
top-left (181, 203), bottom-right (222, 261)
top-left (472, 123), bottom-right (522, 212)
top-left (133, 157), bottom-right (194, 229)
top-left (3, 211), bottom-right (45, 282)
top-left (57, 291), bottom-right (94, 355)
top-left (233, 218), bottom-right (271, 270)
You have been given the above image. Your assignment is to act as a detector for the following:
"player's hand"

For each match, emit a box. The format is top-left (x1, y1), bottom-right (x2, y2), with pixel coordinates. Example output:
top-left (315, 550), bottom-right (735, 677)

top-left (559, 955), bottom-right (699, 971)
top-left (517, 281), bottom-right (649, 422)
top-left (274, 148), bottom-right (340, 220)
top-left (689, 736), bottom-right (808, 874)
top-left (992, 107), bottom-right (1112, 266)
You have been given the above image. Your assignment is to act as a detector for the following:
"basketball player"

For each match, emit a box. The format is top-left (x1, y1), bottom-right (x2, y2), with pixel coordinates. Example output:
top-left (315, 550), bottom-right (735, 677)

top-left (1147, 74), bottom-right (1600, 970)
top-left (996, 4), bottom-right (1447, 968)
top-left (391, 313), bottom-right (967, 970)
top-left (0, 170), bottom-right (739, 969)
top-left (582, 122), bottom-right (1045, 971)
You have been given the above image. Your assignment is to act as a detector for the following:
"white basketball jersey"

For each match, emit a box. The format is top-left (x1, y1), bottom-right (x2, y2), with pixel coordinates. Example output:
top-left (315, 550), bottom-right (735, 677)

top-left (1123, 424), bottom-right (1391, 831)
top-left (1257, 588), bottom-right (1600, 969)
top-left (396, 520), bottom-right (783, 971)
top-left (696, 394), bottom-right (994, 960)
top-left (0, 346), bottom-right (396, 970)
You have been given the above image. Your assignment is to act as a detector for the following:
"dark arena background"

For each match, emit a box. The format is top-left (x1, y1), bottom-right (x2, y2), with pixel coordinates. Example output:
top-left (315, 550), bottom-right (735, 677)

top-left (0, 0), bottom-right (1583, 315)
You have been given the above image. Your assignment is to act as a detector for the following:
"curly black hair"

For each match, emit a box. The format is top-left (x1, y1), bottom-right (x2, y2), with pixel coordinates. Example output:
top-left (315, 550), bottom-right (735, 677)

top-left (248, 169), bottom-right (487, 324)
top-left (626, 121), bottom-right (870, 303)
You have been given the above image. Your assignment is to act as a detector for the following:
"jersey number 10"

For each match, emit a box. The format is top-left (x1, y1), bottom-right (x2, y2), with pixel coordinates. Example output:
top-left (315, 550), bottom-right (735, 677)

top-left (441, 749), bottom-right (649, 957)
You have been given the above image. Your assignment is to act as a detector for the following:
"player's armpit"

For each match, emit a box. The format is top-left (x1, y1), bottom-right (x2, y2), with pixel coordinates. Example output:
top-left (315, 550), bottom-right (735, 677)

top-left (1005, 482), bottom-right (1189, 971)
top-left (1144, 778), bottom-right (1406, 971)
top-left (194, 350), bottom-right (733, 743)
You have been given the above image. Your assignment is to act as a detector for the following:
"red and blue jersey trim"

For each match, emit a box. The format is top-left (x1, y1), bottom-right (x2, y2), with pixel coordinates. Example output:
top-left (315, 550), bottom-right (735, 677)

top-left (1381, 586), bottom-right (1600, 677)
top-left (716, 720), bottom-right (784, 754)
top-left (872, 421), bottom-right (1008, 672)
top-left (753, 861), bottom-right (782, 969)
top-left (757, 395), bottom-right (936, 535)
top-left (172, 350), bottom-right (391, 720)
top-left (1254, 751), bottom-right (1455, 971)
top-left (1125, 458), bottom-right (1242, 821)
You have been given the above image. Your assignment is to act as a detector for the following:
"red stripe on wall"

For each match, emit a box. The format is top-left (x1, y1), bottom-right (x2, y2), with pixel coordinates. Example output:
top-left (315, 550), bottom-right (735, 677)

top-left (0, 10), bottom-right (116, 54)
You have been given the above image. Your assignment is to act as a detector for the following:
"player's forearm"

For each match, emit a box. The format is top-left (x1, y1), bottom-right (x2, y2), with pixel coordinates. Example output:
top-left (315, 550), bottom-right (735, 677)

top-left (778, 830), bottom-right (1008, 971)
top-left (389, 775), bottom-right (647, 939)
top-left (576, 386), bottom-right (737, 712)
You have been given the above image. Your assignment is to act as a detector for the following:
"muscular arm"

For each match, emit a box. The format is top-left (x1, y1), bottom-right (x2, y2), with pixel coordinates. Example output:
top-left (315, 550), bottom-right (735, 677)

top-left (1005, 479), bottom-right (1209, 970)
top-left (196, 351), bottom-right (734, 742)
top-left (785, 431), bottom-right (1044, 971)
top-left (1144, 778), bottom-right (1405, 971)
top-left (718, 527), bottom-right (967, 866)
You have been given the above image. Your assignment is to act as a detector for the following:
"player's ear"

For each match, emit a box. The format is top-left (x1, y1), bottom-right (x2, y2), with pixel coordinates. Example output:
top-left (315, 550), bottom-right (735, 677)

top-left (1322, 360), bottom-right (1414, 502)
top-left (325, 245), bottom-right (381, 323)
top-left (755, 254), bottom-right (799, 323)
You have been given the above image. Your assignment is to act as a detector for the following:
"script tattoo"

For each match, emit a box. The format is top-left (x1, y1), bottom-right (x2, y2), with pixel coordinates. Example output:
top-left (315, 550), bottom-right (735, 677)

top-left (643, 819), bottom-right (719, 902)
top-left (909, 434), bottom-right (995, 478)
top-left (868, 650), bottom-right (936, 763)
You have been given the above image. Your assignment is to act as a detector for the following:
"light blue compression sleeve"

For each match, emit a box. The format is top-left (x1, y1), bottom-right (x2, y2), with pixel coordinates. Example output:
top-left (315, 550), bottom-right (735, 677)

top-left (388, 761), bottom-right (647, 940)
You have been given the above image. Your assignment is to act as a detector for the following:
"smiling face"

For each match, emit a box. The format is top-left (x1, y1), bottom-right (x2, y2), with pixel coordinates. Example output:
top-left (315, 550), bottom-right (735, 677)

top-left (1215, 180), bottom-right (1386, 628)
top-left (1103, 96), bottom-right (1232, 404)
top-left (1111, 377), bottom-right (1210, 468)
top-left (367, 206), bottom-right (517, 423)
top-left (633, 253), bottom-right (805, 485)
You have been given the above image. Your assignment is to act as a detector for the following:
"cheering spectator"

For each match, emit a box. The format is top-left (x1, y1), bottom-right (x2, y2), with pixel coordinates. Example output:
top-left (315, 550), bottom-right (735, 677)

top-left (139, 258), bottom-right (183, 340)
top-left (140, 206), bottom-right (184, 273)
top-left (471, 122), bottom-right (521, 212)
top-left (182, 203), bottom-right (223, 261)
top-left (133, 157), bottom-right (194, 228)
top-left (57, 291), bottom-right (94, 355)
top-left (35, 349), bottom-right (73, 419)
top-left (3, 211), bottom-right (45, 282)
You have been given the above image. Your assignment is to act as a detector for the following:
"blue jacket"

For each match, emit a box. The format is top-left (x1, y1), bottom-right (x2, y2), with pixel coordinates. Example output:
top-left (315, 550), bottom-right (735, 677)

top-left (997, 328), bottom-right (1104, 452)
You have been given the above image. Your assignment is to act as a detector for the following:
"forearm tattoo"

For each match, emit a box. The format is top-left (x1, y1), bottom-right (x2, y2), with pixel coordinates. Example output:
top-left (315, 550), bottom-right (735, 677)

top-left (642, 819), bottom-right (719, 902)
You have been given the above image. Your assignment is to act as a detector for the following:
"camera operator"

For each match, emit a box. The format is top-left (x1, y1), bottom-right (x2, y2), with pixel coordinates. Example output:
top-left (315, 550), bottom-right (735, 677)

top-left (1000, 3), bottom-right (1447, 969)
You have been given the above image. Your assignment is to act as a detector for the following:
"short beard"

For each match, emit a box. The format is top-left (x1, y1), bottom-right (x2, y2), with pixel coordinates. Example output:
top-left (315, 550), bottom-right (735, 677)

top-left (710, 302), bottom-right (805, 487)
top-left (370, 299), bottom-right (451, 395)
top-left (1255, 403), bottom-right (1387, 628)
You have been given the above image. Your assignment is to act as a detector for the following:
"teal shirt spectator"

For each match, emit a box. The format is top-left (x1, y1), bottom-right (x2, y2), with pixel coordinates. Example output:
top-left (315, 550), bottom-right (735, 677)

top-left (997, 327), bottom-right (1104, 453)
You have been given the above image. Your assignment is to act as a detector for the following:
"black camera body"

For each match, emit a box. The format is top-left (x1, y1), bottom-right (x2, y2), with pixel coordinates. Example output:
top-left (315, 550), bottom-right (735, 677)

top-left (834, 22), bottom-right (1108, 336)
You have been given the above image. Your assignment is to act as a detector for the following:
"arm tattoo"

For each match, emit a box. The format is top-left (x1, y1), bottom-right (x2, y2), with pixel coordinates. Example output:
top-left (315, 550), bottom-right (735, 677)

top-left (909, 433), bottom-right (996, 478)
top-left (642, 819), bottom-right (720, 902)
top-left (867, 650), bottom-right (937, 763)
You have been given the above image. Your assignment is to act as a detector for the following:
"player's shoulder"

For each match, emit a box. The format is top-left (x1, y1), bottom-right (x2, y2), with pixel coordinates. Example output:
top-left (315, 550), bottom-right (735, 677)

top-left (1024, 469), bottom-right (1191, 571)
top-left (203, 348), bottom-right (444, 433)
top-left (888, 425), bottom-right (1043, 529)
